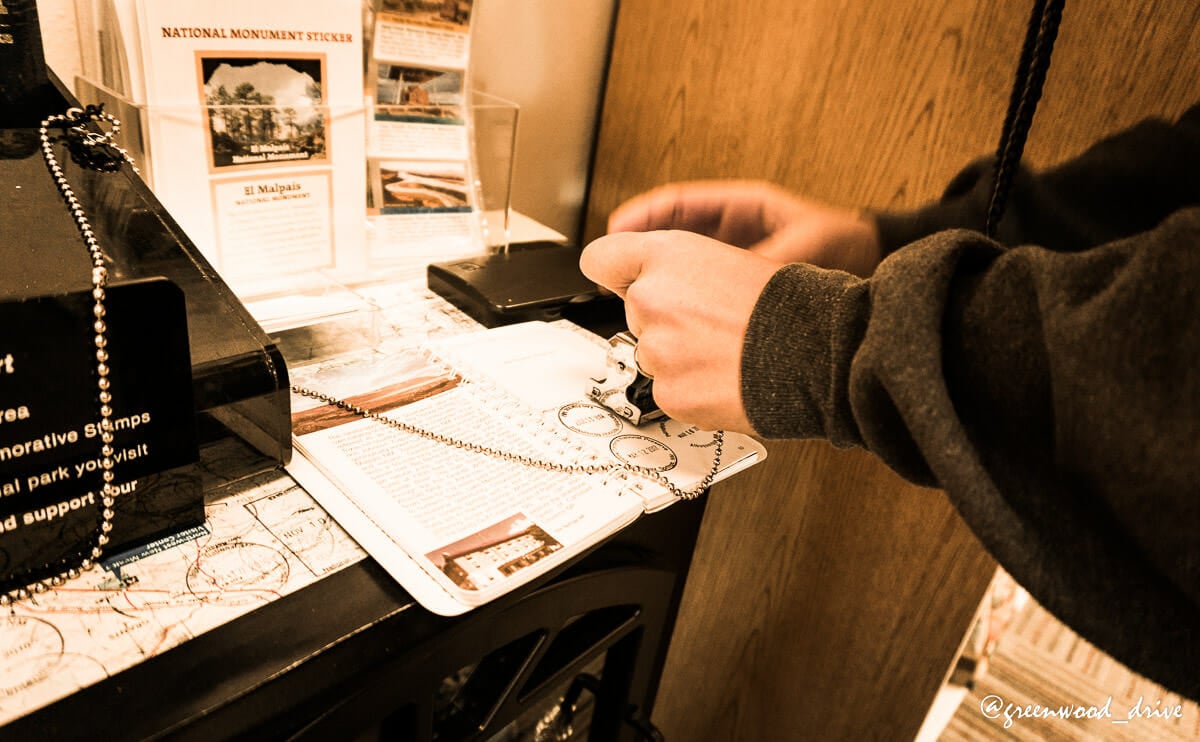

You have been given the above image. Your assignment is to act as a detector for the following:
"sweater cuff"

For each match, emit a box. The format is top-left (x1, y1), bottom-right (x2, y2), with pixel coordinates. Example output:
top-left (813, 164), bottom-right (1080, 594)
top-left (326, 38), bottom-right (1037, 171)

top-left (741, 263), bottom-right (869, 443)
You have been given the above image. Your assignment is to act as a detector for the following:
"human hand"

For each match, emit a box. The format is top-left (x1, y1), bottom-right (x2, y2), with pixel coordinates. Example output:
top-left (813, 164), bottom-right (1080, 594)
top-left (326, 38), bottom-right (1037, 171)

top-left (608, 180), bottom-right (882, 277)
top-left (579, 230), bottom-right (781, 434)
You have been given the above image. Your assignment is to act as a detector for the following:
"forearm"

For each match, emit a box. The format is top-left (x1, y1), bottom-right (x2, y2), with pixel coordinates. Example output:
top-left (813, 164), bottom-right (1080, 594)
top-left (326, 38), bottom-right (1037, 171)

top-left (872, 102), bottom-right (1200, 254)
top-left (739, 209), bottom-right (1200, 698)
top-left (745, 210), bottom-right (1200, 494)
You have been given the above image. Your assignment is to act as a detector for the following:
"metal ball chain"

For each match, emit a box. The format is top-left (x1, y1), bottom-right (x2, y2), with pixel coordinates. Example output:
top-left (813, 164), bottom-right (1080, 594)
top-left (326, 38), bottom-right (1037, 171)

top-left (291, 385), bottom-right (724, 501)
top-left (0, 106), bottom-right (134, 606)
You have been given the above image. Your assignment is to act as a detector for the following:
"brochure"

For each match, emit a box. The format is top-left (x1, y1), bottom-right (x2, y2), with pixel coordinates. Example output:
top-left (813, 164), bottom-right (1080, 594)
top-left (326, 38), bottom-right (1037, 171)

top-left (288, 321), bottom-right (766, 615)
top-left (135, 0), bottom-right (367, 295)
top-left (364, 0), bottom-right (484, 272)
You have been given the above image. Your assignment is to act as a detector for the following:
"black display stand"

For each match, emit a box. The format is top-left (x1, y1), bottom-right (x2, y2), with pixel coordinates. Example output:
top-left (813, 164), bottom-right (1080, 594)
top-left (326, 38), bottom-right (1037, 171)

top-left (0, 6), bottom-right (291, 588)
top-left (0, 71), bottom-right (292, 469)
top-left (0, 496), bottom-right (705, 741)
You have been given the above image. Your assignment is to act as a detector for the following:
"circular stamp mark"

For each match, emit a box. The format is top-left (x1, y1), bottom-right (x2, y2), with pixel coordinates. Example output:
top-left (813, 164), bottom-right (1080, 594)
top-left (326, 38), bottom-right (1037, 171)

top-left (0, 614), bottom-right (65, 696)
top-left (186, 541), bottom-right (290, 605)
top-left (558, 402), bottom-right (624, 437)
top-left (609, 435), bottom-right (678, 472)
top-left (48, 652), bottom-right (109, 693)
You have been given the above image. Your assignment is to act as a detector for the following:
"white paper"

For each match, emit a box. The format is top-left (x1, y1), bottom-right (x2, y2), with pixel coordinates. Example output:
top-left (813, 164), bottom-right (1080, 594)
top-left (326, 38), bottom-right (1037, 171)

top-left (372, 5), bottom-right (473, 69)
top-left (293, 385), bottom-right (637, 611)
top-left (0, 470), bottom-right (366, 726)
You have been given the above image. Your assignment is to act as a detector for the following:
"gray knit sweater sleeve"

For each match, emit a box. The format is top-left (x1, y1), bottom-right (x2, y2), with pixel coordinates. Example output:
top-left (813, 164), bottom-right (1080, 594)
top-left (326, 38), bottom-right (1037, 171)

top-left (738, 104), bottom-right (1200, 699)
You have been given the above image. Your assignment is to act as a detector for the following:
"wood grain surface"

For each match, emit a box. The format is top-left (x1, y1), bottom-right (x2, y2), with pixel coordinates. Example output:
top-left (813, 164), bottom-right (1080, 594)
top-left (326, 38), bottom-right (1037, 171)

top-left (585, 1), bottom-right (1200, 739)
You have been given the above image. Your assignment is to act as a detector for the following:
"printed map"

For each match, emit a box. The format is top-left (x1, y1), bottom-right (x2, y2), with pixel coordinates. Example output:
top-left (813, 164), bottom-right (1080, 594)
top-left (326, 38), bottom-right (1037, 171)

top-left (0, 470), bottom-right (365, 726)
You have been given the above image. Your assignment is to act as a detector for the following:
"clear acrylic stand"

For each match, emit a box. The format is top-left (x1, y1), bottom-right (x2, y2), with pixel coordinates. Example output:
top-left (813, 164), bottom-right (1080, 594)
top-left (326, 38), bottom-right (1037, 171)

top-left (71, 77), bottom-right (519, 350)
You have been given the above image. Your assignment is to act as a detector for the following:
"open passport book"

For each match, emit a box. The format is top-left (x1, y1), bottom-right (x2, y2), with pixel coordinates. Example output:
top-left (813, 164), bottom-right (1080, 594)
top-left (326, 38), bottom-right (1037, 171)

top-left (287, 321), bottom-right (766, 615)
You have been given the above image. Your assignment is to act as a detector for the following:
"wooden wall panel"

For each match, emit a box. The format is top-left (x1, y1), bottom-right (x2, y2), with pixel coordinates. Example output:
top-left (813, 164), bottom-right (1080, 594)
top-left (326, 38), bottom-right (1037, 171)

top-left (586, 0), bottom-right (1200, 739)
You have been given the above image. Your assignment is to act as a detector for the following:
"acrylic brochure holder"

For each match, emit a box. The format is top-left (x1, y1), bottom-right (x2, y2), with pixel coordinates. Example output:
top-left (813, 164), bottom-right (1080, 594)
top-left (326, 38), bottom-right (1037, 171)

top-left (467, 90), bottom-right (520, 251)
top-left (73, 77), bottom-right (521, 360)
top-left (363, 89), bottom-right (521, 277)
top-left (73, 77), bottom-right (373, 293)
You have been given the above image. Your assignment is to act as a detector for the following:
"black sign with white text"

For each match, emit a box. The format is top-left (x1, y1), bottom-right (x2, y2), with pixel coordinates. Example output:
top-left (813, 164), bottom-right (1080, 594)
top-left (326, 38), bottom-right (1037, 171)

top-left (0, 278), bottom-right (200, 590)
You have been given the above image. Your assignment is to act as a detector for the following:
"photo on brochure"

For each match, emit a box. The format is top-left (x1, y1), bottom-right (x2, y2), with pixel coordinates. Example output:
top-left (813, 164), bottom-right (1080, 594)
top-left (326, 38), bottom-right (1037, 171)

top-left (201, 54), bottom-right (329, 170)
top-left (373, 159), bottom-right (471, 213)
top-left (374, 65), bottom-right (464, 123)
top-left (379, 0), bottom-right (472, 30)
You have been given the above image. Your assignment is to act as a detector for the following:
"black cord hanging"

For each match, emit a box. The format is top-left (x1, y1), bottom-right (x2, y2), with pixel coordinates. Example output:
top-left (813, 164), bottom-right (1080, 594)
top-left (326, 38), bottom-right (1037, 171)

top-left (985, 0), bottom-right (1066, 238)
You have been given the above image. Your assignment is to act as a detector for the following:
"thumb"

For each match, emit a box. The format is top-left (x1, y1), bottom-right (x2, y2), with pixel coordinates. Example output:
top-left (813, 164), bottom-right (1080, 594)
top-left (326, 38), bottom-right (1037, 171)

top-left (579, 231), bottom-right (656, 299)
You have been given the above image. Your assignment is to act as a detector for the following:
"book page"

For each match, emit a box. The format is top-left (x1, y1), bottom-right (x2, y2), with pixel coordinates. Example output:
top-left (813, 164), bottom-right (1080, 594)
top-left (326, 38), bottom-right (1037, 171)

top-left (288, 344), bottom-right (639, 614)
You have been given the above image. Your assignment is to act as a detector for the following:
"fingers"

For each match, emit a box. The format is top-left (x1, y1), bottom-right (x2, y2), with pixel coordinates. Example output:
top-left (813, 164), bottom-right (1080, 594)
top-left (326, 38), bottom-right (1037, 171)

top-left (631, 341), bottom-right (656, 379)
top-left (607, 180), bottom-right (786, 247)
top-left (745, 207), bottom-right (883, 277)
top-left (607, 181), bottom-right (736, 233)
top-left (581, 228), bottom-right (780, 338)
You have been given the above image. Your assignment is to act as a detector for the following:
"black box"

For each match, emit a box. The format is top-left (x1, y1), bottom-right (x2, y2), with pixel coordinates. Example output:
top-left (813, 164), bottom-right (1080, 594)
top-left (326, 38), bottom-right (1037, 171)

top-left (428, 242), bottom-right (621, 330)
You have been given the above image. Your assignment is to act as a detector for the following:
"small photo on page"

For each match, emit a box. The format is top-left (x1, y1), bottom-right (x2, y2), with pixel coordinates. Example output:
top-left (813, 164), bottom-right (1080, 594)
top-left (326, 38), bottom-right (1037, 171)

top-left (425, 513), bottom-right (563, 593)
top-left (200, 54), bottom-right (329, 170)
